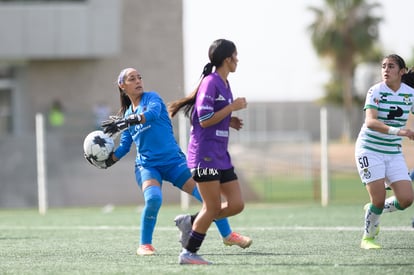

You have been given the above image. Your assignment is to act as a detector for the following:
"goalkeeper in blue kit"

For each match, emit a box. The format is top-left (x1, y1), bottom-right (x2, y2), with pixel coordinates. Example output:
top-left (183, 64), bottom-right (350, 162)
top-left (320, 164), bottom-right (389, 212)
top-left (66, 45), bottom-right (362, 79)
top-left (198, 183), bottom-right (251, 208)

top-left (98, 67), bottom-right (251, 256)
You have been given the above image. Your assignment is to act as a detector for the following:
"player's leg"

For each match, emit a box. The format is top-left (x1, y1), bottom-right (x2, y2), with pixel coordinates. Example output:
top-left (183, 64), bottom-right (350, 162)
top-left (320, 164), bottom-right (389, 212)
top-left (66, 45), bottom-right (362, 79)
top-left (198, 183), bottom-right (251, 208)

top-left (135, 166), bottom-right (163, 255)
top-left (356, 152), bottom-right (386, 249)
top-left (383, 155), bottom-right (414, 213)
top-left (180, 179), bottom-right (220, 264)
top-left (361, 179), bottom-right (386, 249)
top-left (388, 180), bottom-right (414, 210)
top-left (166, 158), bottom-right (233, 241)
top-left (218, 169), bottom-right (252, 248)
top-left (170, 163), bottom-right (250, 248)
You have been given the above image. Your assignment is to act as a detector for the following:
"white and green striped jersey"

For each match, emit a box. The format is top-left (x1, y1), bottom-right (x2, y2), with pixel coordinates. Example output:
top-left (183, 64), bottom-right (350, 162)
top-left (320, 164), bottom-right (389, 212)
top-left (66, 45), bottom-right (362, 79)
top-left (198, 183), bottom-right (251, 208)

top-left (357, 82), bottom-right (414, 154)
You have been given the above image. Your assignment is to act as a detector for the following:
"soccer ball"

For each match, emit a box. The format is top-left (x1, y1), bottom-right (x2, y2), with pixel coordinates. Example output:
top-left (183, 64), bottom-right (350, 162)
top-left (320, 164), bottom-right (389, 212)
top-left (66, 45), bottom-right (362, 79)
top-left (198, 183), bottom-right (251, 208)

top-left (83, 130), bottom-right (114, 162)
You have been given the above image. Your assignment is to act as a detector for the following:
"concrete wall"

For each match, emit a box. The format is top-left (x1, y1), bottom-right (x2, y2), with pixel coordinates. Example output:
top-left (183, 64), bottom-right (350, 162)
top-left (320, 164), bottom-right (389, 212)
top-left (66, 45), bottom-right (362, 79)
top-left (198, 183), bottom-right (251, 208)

top-left (0, 0), bottom-right (121, 58)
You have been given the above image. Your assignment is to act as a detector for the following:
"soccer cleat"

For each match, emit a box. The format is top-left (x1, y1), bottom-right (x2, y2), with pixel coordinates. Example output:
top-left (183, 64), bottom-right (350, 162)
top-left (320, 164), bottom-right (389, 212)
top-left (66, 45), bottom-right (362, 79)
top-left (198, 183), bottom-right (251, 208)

top-left (178, 249), bottom-right (212, 265)
top-left (174, 214), bottom-right (192, 247)
top-left (136, 244), bottom-right (156, 256)
top-left (360, 237), bottom-right (381, 249)
top-left (223, 232), bottom-right (252, 249)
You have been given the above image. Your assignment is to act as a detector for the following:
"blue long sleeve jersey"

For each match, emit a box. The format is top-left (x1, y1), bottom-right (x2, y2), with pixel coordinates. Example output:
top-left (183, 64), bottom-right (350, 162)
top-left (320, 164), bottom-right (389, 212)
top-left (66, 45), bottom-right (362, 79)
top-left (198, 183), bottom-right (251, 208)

top-left (113, 91), bottom-right (184, 167)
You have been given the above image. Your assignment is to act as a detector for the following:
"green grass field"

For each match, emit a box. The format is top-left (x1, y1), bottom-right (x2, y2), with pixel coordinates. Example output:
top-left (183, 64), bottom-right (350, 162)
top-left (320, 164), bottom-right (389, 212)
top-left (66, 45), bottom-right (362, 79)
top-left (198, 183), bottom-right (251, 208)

top-left (250, 172), bottom-right (367, 203)
top-left (1, 203), bottom-right (413, 274)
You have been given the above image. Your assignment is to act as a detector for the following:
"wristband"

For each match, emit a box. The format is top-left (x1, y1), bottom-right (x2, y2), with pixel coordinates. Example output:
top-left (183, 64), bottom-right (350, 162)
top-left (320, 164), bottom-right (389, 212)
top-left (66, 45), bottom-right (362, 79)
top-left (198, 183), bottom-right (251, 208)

top-left (388, 126), bottom-right (400, 135)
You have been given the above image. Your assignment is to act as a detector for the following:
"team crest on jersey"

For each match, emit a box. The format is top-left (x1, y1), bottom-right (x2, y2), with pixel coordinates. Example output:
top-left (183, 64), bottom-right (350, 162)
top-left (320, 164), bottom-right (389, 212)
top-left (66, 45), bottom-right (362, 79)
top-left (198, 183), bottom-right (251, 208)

top-left (403, 95), bottom-right (412, 105)
top-left (362, 168), bottom-right (371, 180)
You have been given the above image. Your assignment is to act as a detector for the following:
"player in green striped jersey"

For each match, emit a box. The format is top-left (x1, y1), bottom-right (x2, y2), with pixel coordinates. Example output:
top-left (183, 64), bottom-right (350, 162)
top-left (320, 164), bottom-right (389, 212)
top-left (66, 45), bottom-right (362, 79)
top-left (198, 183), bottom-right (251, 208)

top-left (355, 54), bottom-right (414, 249)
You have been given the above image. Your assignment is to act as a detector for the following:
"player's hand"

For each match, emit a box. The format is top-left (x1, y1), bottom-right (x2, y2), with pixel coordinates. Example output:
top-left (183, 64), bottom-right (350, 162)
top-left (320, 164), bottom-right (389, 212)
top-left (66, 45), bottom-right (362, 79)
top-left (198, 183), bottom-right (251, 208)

top-left (84, 152), bottom-right (117, 169)
top-left (101, 116), bottom-right (128, 137)
top-left (230, 116), bottom-right (244, 131)
top-left (400, 128), bottom-right (414, 140)
top-left (230, 97), bottom-right (247, 111)
top-left (101, 114), bottom-right (141, 137)
top-left (84, 153), bottom-right (108, 169)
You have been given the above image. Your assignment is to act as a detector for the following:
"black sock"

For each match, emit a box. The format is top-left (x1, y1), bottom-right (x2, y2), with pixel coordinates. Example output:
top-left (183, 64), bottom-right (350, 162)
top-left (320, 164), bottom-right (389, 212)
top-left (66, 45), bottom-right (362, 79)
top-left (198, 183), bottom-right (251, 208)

top-left (185, 230), bottom-right (205, 253)
top-left (190, 212), bottom-right (198, 224)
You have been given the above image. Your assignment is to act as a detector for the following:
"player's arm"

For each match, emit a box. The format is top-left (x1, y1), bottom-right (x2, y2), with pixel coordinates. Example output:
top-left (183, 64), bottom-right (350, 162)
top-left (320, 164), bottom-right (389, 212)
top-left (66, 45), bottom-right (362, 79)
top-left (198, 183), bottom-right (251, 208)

top-left (365, 108), bottom-right (414, 138)
top-left (101, 114), bottom-right (143, 136)
top-left (364, 108), bottom-right (391, 134)
top-left (199, 97), bottom-right (247, 128)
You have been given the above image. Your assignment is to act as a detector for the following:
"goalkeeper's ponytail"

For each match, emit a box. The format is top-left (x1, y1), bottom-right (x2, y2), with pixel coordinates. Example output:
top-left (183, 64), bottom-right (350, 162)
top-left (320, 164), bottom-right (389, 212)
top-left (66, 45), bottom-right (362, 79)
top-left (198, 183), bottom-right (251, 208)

top-left (116, 68), bottom-right (133, 116)
top-left (118, 88), bottom-right (131, 117)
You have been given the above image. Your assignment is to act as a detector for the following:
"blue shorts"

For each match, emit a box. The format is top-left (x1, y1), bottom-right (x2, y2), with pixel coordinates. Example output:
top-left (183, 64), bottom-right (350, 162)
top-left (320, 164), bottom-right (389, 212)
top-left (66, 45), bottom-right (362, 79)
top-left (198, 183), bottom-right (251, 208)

top-left (134, 157), bottom-right (191, 190)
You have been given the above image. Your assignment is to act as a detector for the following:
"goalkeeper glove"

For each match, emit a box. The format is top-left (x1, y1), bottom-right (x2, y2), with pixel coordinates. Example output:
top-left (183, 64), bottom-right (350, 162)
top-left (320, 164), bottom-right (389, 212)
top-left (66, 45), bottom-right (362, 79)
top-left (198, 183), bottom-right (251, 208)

top-left (101, 114), bottom-right (142, 137)
top-left (84, 152), bottom-right (117, 169)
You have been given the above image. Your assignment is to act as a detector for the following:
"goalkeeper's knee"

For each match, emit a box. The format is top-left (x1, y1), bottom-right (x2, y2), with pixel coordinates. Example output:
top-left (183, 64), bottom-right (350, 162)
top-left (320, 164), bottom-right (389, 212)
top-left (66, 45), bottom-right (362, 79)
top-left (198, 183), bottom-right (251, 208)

top-left (143, 186), bottom-right (162, 212)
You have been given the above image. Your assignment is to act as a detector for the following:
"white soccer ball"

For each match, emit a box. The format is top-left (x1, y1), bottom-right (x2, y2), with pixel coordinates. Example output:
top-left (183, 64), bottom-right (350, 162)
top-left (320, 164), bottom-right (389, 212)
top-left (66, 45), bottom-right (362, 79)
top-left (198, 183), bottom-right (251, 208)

top-left (83, 130), bottom-right (115, 162)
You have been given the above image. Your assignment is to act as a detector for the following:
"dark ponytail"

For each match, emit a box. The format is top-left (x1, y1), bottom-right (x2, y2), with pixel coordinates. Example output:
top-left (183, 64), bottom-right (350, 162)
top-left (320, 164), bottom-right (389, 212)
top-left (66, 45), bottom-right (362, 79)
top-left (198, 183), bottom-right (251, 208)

top-left (117, 87), bottom-right (131, 117)
top-left (115, 68), bottom-right (133, 117)
top-left (402, 68), bottom-right (414, 89)
top-left (168, 39), bottom-right (236, 118)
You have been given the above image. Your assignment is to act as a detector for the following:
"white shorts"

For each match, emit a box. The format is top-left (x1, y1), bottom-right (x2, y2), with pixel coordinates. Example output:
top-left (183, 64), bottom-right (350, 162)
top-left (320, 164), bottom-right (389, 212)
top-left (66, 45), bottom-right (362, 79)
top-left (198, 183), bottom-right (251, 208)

top-left (355, 150), bottom-right (410, 186)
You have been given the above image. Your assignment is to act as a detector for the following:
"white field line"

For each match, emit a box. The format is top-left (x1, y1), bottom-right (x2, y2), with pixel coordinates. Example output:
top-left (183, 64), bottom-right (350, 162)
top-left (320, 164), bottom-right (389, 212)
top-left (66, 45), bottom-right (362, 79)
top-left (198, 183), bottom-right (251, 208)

top-left (0, 225), bottom-right (412, 231)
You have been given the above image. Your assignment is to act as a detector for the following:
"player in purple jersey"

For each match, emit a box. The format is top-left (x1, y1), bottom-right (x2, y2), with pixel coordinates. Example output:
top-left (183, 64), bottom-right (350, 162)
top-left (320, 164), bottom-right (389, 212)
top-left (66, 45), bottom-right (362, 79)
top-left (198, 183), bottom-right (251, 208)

top-left (99, 67), bottom-right (251, 257)
top-left (169, 39), bottom-right (250, 264)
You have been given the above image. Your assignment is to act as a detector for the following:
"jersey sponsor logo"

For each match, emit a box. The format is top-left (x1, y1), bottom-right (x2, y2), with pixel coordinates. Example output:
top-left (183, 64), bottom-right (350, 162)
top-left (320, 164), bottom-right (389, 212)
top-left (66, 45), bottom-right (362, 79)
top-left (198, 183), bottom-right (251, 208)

top-left (204, 95), bottom-right (215, 100)
top-left (133, 124), bottom-right (151, 134)
top-left (198, 105), bottom-right (213, 111)
top-left (195, 162), bottom-right (219, 177)
top-left (216, 130), bottom-right (228, 137)
top-left (387, 106), bottom-right (403, 119)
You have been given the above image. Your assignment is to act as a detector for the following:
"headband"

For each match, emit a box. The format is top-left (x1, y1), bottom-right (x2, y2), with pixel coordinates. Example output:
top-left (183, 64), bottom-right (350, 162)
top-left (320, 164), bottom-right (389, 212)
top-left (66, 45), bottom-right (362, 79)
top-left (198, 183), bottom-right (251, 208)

top-left (117, 68), bottom-right (135, 85)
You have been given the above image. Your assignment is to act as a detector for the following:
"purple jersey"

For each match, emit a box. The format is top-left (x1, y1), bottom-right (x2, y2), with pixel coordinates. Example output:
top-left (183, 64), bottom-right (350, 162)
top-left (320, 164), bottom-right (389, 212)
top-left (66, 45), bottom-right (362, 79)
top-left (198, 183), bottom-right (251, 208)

top-left (187, 72), bottom-right (233, 170)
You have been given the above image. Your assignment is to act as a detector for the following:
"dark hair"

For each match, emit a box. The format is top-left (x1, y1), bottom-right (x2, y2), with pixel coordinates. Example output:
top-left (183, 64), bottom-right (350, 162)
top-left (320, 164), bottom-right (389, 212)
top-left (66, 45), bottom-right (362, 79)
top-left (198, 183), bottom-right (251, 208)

top-left (168, 39), bottom-right (236, 118)
top-left (116, 68), bottom-right (132, 116)
top-left (384, 54), bottom-right (414, 88)
top-left (117, 87), bottom-right (131, 117)
top-left (384, 54), bottom-right (407, 70)
top-left (402, 67), bottom-right (414, 88)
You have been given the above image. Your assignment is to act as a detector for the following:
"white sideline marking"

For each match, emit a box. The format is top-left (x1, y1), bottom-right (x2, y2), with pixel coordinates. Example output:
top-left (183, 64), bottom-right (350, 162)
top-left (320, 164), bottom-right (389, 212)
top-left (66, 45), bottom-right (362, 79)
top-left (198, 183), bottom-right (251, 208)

top-left (0, 225), bottom-right (412, 231)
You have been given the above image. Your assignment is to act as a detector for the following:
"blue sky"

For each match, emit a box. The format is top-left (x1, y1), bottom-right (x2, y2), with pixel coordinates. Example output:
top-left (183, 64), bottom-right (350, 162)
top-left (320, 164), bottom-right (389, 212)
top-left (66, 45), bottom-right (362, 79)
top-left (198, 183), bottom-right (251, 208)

top-left (183, 0), bottom-right (414, 101)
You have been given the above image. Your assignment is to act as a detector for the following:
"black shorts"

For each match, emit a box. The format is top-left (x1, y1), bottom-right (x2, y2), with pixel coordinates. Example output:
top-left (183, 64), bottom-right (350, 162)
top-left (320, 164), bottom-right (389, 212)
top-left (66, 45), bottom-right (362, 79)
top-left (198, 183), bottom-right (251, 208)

top-left (192, 167), bottom-right (238, 184)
